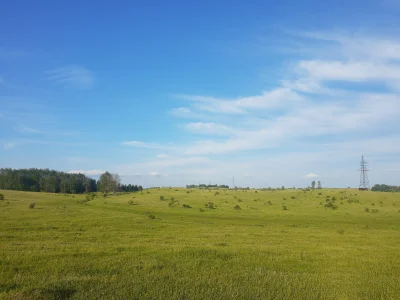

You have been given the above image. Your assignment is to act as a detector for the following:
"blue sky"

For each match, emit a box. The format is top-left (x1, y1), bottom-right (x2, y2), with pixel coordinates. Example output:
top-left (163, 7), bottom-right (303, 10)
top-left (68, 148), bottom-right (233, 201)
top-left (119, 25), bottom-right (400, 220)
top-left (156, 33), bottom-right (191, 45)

top-left (1, 0), bottom-right (400, 188)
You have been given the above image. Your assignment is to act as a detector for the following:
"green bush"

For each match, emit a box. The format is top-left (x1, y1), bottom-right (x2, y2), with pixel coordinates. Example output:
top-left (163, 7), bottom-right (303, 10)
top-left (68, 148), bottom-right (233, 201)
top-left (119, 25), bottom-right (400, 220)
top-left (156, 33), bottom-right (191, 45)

top-left (234, 204), bottom-right (241, 210)
top-left (282, 205), bottom-right (288, 210)
top-left (0, 193), bottom-right (4, 201)
top-left (182, 204), bottom-right (192, 208)
top-left (160, 196), bottom-right (165, 201)
top-left (29, 202), bottom-right (36, 209)
top-left (205, 202), bottom-right (216, 209)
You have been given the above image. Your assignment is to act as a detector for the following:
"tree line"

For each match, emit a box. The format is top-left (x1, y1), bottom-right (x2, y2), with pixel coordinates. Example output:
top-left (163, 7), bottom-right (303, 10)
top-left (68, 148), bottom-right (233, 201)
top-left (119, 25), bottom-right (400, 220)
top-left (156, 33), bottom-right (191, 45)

top-left (0, 168), bottom-right (142, 194)
top-left (186, 184), bottom-right (229, 189)
top-left (371, 184), bottom-right (400, 192)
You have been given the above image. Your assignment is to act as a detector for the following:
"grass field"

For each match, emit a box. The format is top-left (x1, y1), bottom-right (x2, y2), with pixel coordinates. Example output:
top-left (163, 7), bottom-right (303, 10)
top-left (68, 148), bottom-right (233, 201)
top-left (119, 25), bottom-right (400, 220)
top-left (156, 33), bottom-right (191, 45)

top-left (1, 188), bottom-right (400, 299)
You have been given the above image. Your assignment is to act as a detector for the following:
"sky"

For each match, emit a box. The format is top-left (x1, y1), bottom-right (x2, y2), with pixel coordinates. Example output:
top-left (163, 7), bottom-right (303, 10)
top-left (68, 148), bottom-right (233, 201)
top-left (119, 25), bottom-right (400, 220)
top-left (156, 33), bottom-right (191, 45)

top-left (1, 0), bottom-right (400, 188)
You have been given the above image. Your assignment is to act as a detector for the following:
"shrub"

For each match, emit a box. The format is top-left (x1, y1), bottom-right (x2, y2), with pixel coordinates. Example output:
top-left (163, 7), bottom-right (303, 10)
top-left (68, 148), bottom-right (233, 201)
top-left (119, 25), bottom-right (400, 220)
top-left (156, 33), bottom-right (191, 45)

top-left (365, 208), bottom-right (370, 212)
top-left (234, 204), bottom-right (241, 210)
top-left (371, 209), bottom-right (379, 213)
top-left (337, 228), bottom-right (345, 235)
top-left (199, 208), bottom-right (205, 212)
top-left (237, 198), bottom-right (243, 202)
top-left (291, 196), bottom-right (296, 200)
top-left (372, 203), bottom-right (375, 206)
top-left (318, 192), bottom-right (322, 195)
top-left (266, 200), bottom-right (272, 205)
top-left (159, 196), bottom-right (165, 201)
top-left (182, 204), bottom-right (192, 208)
top-left (214, 192), bottom-right (220, 196)
top-left (0, 193), bottom-right (4, 201)
top-left (325, 201), bottom-right (338, 209)
top-left (148, 214), bottom-right (155, 219)
top-left (205, 202), bottom-right (216, 209)
top-left (282, 205), bottom-right (288, 210)
top-left (29, 202), bottom-right (36, 209)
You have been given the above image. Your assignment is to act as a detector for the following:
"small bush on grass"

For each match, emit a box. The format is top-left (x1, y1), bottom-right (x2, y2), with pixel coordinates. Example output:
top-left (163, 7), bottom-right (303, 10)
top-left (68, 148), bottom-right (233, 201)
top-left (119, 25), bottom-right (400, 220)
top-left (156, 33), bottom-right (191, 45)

top-left (365, 208), bottom-right (370, 212)
top-left (0, 193), bottom-right (4, 201)
top-left (282, 205), bottom-right (288, 210)
top-left (182, 204), bottom-right (192, 208)
top-left (337, 228), bottom-right (345, 235)
top-left (145, 212), bottom-right (155, 219)
top-left (29, 202), bottom-right (36, 209)
top-left (205, 202), bottom-right (216, 209)
top-left (159, 196), bottom-right (165, 201)
top-left (234, 205), bottom-right (241, 210)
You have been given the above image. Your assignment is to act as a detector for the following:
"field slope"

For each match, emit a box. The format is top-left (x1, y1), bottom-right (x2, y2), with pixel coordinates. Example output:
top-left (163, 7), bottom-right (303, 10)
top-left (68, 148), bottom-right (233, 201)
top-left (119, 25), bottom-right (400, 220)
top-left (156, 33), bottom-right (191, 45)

top-left (1, 188), bottom-right (399, 299)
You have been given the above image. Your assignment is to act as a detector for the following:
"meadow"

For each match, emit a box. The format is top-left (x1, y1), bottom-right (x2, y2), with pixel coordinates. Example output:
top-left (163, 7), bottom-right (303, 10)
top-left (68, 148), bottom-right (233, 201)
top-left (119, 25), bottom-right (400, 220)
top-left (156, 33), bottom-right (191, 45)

top-left (1, 188), bottom-right (399, 299)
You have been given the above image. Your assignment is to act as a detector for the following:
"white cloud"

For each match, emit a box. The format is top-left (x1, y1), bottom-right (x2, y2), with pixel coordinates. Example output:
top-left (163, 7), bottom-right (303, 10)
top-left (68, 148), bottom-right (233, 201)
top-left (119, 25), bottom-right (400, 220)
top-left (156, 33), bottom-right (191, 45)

top-left (68, 169), bottom-right (105, 175)
top-left (305, 173), bottom-right (319, 179)
top-left (185, 122), bottom-right (234, 135)
top-left (156, 154), bottom-right (168, 158)
top-left (2, 141), bottom-right (18, 149)
top-left (117, 31), bottom-right (400, 187)
top-left (13, 125), bottom-right (42, 134)
top-left (298, 60), bottom-right (400, 83)
top-left (122, 141), bottom-right (162, 149)
top-left (178, 88), bottom-right (302, 114)
top-left (46, 65), bottom-right (95, 88)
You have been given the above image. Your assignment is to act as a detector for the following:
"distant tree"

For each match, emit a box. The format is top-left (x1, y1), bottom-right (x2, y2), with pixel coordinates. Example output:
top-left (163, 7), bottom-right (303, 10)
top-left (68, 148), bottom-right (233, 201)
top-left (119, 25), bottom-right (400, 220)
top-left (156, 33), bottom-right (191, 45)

top-left (317, 181), bottom-right (322, 189)
top-left (311, 181), bottom-right (316, 190)
top-left (98, 172), bottom-right (114, 193)
top-left (371, 184), bottom-right (400, 192)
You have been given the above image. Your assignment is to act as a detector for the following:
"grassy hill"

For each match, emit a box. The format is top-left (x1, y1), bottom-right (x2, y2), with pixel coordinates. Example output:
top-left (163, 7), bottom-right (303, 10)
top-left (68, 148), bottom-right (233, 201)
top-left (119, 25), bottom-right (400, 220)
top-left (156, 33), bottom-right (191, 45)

top-left (1, 188), bottom-right (399, 299)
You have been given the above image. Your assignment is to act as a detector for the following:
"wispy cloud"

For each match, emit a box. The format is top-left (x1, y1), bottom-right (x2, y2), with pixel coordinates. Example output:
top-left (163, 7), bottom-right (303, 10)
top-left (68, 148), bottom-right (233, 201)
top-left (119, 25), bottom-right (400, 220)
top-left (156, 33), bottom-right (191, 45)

top-left (305, 173), bottom-right (319, 179)
top-left (13, 125), bottom-right (43, 134)
top-left (164, 31), bottom-right (400, 159)
top-left (185, 122), bottom-right (234, 135)
top-left (2, 141), bottom-right (19, 149)
top-left (122, 140), bottom-right (165, 149)
top-left (0, 48), bottom-right (28, 59)
top-left (177, 88), bottom-right (302, 114)
top-left (46, 65), bottom-right (95, 88)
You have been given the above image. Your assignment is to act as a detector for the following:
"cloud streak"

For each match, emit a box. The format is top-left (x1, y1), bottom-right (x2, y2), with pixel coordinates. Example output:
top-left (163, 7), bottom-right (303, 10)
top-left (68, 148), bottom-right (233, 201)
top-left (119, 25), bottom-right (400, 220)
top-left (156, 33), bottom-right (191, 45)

top-left (46, 65), bottom-right (95, 88)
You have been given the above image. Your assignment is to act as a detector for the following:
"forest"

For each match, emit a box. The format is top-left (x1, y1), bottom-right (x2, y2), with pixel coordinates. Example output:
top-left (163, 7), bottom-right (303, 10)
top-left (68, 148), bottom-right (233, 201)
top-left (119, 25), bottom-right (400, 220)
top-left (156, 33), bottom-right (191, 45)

top-left (0, 168), bottom-right (142, 194)
top-left (371, 184), bottom-right (400, 192)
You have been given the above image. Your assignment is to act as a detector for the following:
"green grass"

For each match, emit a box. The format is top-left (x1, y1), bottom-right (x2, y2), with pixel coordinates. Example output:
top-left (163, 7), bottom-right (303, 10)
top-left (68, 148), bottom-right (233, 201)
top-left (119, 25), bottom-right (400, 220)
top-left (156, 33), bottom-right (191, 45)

top-left (1, 188), bottom-right (399, 299)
